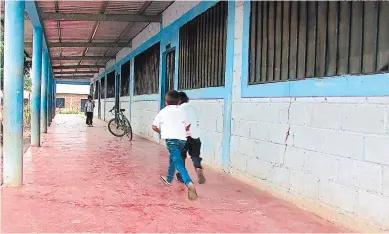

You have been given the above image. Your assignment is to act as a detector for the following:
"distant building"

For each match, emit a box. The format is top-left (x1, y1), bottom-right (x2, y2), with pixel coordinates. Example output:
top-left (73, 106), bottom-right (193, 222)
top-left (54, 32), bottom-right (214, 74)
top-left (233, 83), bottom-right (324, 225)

top-left (56, 84), bottom-right (90, 112)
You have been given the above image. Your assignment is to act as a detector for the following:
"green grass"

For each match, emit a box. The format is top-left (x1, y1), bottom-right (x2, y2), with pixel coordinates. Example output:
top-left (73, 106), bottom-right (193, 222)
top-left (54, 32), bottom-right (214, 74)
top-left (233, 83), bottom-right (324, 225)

top-left (57, 108), bottom-right (82, 115)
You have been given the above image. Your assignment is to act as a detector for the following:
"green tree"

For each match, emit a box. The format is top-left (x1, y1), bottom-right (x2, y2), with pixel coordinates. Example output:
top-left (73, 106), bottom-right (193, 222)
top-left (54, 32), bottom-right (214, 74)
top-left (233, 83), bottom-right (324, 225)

top-left (0, 21), bottom-right (32, 91)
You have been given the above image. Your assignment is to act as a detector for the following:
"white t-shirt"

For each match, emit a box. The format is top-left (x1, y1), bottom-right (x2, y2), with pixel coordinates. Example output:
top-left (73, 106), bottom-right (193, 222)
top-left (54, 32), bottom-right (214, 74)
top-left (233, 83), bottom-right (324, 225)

top-left (179, 102), bottom-right (200, 139)
top-left (85, 100), bottom-right (94, 112)
top-left (152, 105), bottom-right (189, 140)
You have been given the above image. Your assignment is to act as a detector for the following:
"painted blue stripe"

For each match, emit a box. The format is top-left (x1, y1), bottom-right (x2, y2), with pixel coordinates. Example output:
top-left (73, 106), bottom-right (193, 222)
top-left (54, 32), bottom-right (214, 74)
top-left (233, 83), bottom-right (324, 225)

top-left (55, 80), bottom-right (90, 85)
top-left (221, 1), bottom-right (235, 173)
top-left (181, 86), bottom-right (226, 100)
top-left (241, 1), bottom-right (251, 98)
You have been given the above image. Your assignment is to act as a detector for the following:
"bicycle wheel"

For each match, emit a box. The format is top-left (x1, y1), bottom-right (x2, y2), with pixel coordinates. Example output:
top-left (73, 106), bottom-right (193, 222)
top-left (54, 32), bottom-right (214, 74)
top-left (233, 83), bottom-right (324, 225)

top-left (108, 118), bottom-right (126, 137)
top-left (123, 117), bottom-right (133, 141)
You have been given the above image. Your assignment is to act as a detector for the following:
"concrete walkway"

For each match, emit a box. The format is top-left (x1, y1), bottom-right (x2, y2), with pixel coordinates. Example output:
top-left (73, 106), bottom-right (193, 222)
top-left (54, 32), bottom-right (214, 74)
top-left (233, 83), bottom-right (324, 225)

top-left (1, 115), bottom-right (349, 232)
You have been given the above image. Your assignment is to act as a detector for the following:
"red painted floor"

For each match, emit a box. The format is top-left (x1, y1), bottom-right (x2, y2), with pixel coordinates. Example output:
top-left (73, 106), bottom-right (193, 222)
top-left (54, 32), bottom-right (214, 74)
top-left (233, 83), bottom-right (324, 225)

top-left (2, 115), bottom-right (349, 233)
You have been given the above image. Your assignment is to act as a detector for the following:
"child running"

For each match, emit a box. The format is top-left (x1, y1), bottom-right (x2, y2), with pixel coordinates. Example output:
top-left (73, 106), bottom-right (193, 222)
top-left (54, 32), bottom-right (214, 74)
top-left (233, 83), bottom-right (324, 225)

top-left (152, 90), bottom-right (198, 200)
top-left (85, 95), bottom-right (95, 127)
top-left (176, 92), bottom-right (206, 184)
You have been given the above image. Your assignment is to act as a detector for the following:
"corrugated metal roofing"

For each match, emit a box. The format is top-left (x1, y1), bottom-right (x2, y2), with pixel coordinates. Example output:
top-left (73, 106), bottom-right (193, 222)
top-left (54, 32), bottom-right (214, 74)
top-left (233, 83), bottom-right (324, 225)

top-left (21, 0), bottom-right (174, 80)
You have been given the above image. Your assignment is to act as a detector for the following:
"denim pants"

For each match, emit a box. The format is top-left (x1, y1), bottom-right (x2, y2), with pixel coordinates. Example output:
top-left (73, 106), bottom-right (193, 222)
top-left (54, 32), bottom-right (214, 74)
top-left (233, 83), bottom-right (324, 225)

top-left (166, 139), bottom-right (193, 185)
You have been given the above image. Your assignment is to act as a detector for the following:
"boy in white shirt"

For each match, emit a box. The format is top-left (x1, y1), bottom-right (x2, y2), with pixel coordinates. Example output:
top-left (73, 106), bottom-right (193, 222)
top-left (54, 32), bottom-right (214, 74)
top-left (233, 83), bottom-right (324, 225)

top-left (176, 92), bottom-right (205, 184)
top-left (152, 90), bottom-right (198, 200)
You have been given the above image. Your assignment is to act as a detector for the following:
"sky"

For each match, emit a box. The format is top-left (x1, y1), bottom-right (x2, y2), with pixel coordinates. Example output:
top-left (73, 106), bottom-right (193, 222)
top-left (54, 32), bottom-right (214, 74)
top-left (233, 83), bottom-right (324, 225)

top-left (56, 84), bottom-right (90, 95)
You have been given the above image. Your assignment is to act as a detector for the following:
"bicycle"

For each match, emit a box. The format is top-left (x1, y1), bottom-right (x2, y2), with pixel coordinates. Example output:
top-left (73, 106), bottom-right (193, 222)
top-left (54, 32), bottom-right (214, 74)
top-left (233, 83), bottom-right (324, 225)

top-left (108, 105), bottom-right (133, 140)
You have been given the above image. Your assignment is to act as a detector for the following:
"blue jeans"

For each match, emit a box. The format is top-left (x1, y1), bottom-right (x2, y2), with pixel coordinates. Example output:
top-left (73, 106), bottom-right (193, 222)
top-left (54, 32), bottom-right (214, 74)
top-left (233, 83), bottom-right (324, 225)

top-left (166, 139), bottom-right (193, 185)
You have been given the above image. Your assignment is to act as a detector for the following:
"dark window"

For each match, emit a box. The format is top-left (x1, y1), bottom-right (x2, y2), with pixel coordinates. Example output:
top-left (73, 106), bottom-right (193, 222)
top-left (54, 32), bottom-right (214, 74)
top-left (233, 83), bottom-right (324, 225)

top-left (134, 43), bottom-right (160, 95)
top-left (121, 60), bottom-right (131, 96)
top-left (106, 71), bottom-right (115, 98)
top-left (56, 98), bottom-right (65, 108)
top-left (90, 83), bottom-right (94, 97)
top-left (101, 78), bottom-right (105, 99)
top-left (80, 99), bottom-right (87, 112)
top-left (94, 81), bottom-right (100, 99)
top-left (178, 1), bottom-right (228, 90)
top-left (249, 1), bottom-right (389, 84)
top-left (165, 50), bottom-right (175, 93)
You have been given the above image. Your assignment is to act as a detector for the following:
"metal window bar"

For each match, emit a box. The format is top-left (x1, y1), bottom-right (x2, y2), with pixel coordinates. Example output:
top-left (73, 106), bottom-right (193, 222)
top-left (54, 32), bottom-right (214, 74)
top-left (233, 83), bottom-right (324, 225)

top-left (120, 60), bottom-right (131, 97)
top-left (249, 1), bottom-right (389, 85)
top-left (94, 81), bottom-right (100, 99)
top-left (165, 49), bottom-right (175, 93)
top-left (134, 43), bottom-right (160, 95)
top-left (106, 71), bottom-right (115, 98)
top-left (100, 78), bottom-right (105, 99)
top-left (178, 1), bottom-right (227, 90)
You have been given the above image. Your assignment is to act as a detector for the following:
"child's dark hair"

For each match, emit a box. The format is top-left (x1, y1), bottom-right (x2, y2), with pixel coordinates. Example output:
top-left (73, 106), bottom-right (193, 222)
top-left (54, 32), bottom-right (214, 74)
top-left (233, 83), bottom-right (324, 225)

top-left (178, 92), bottom-right (189, 103)
top-left (165, 90), bottom-right (180, 105)
top-left (88, 95), bottom-right (92, 99)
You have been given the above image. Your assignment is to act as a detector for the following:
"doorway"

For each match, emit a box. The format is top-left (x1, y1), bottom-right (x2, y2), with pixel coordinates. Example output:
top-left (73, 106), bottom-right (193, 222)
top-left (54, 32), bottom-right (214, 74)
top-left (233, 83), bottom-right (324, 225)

top-left (161, 47), bottom-right (176, 109)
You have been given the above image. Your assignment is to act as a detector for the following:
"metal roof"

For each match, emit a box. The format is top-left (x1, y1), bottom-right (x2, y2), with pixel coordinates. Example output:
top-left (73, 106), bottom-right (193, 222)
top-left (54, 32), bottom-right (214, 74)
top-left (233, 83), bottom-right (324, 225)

top-left (21, 1), bottom-right (173, 81)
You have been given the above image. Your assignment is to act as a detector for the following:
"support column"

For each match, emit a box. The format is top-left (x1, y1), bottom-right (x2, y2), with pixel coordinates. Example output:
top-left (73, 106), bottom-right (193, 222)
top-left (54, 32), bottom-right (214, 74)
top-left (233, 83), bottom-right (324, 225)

top-left (53, 80), bottom-right (56, 118)
top-left (3, 0), bottom-right (25, 186)
top-left (31, 27), bottom-right (43, 147)
top-left (41, 51), bottom-right (48, 133)
top-left (47, 72), bottom-right (51, 125)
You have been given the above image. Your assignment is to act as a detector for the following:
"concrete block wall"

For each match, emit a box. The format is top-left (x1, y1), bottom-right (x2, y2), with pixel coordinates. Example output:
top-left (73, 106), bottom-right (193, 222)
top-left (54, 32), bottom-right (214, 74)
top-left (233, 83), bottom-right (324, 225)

top-left (105, 98), bottom-right (115, 121)
top-left (93, 0), bottom-right (389, 229)
top-left (162, 1), bottom-right (201, 27)
top-left (131, 23), bottom-right (160, 50)
top-left (93, 99), bottom-right (98, 117)
top-left (190, 99), bottom-right (224, 167)
top-left (230, 2), bottom-right (389, 230)
top-left (130, 101), bottom-right (159, 142)
top-left (119, 96), bottom-right (131, 121)
top-left (116, 47), bottom-right (132, 61)
top-left (106, 59), bottom-right (116, 70)
top-left (101, 98), bottom-right (106, 121)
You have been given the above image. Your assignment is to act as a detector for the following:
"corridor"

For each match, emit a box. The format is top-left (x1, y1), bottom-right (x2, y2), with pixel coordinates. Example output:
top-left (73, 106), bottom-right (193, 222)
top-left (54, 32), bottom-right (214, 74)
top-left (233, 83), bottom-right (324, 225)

top-left (1, 115), bottom-right (348, 232)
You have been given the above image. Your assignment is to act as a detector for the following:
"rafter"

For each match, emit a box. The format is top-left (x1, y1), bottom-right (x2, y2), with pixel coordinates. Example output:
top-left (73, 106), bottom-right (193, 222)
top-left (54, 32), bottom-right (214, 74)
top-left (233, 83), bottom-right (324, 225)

top-left (25, 42), bottom-right (131, 48)
top-left (54, 71), bottom-right (98, 75)
top-left (53, 65), bottom-right (105, 69)
top-left (52, 56), bottom-right (115, 60)
top-left (41, 12), bottom-right (162, 22)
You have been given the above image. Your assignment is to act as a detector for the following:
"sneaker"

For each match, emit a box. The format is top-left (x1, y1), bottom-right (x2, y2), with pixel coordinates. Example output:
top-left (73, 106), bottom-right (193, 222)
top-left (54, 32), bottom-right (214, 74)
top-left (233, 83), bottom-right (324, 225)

top-left (176, 173), bottom-right (184, 183)
top-left (159, 175), bottom-right (171, 186)
top-left (187, 182), bottom-right (198, 200)
top-left (196, 168), bottom-right (206, 184)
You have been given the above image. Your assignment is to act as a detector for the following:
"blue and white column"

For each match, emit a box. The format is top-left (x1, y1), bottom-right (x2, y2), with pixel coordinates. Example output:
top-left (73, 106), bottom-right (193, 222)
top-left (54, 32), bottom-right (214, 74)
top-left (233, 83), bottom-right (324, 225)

top-left (31, 27), bottom-right (43, 147)
top-left (47, 71), bottom-right (52, 125)
top-left (3, 0), bottom-right (25, 186)
top-left (41, 51), bottom-right (49, 133)
top-left (53, 80), bottom-right (56, 118)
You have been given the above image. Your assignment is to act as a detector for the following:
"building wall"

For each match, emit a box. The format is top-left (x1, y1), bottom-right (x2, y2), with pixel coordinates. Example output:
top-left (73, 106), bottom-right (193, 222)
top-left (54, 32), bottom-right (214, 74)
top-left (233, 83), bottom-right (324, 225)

top-left (131, 100), bottom-right (159, 142)
top-left (105, 98), bottom-right (115, 121)
top-left (56, 93), bottom-right (88, 111)
top-left (230, 2), bottom-right (389, 230)
top-left (119, 96), bottom-right (131, 121)
top-left (90, 1), bottom-right (389, 230)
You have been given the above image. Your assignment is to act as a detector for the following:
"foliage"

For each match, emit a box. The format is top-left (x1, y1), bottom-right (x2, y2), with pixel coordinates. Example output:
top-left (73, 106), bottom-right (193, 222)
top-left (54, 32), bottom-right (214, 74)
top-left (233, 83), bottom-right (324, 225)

top-left (57, 108), bottom-right (82, 115)
top-left (23, 100), bottom-right (31, 129)
top-left (24, 75), bottom-right (32, 91)
top-left (0, 22), bottom-right (32, 90)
